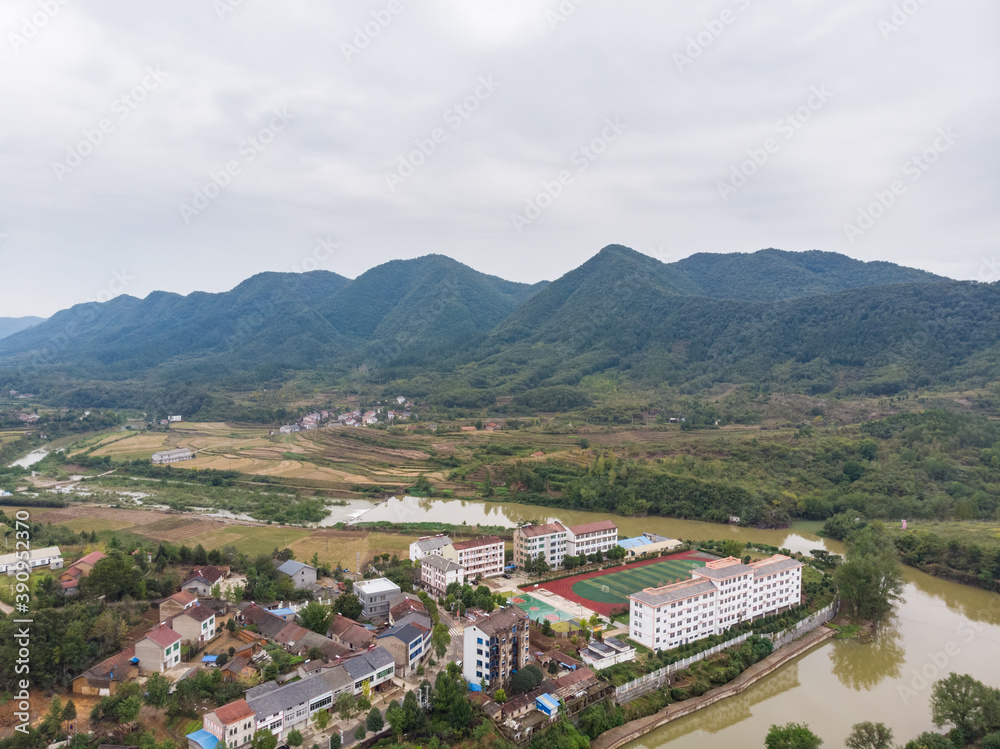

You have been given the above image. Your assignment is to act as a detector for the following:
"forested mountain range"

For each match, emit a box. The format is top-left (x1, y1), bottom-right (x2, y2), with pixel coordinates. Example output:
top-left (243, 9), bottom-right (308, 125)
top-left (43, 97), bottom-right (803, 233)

top-left (1, 245), bottom-right (996, 416)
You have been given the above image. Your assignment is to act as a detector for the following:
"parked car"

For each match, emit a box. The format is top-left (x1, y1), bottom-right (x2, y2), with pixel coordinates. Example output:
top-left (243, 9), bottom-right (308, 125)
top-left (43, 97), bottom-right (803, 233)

top-left (502, 573), bottom-right (512, 579)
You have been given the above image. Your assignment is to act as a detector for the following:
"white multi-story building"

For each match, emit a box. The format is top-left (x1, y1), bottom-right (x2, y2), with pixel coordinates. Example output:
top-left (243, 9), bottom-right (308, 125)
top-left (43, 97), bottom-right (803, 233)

top-left (355, 578), bottom-right (401, 621)
top-left (513, 523), bottom-right (567, 569)
top-left (442, 536), bottom-right (505, 579)
top-left (420, 552), bottom-right (464, 597)
top-left (565, 520), bottom-right (618, 557)
top-left (628, 555), bottom-right (803, 651)
top-left (409, 534), bottom-right (452, 561)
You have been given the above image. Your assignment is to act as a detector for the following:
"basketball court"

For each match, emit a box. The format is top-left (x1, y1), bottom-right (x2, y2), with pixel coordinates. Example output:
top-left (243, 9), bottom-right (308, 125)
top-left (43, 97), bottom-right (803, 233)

top-left (509, 591), bottom-right (577, 623)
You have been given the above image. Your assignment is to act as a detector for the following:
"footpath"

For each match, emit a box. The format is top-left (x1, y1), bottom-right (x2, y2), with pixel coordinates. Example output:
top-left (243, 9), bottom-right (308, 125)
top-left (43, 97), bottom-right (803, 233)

top-left (592, 625), bottom-right (836, 749)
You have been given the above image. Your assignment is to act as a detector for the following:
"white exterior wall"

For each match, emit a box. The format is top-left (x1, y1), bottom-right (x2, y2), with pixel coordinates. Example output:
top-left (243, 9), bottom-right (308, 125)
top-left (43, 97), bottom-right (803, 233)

top-left (630, 563), bottom-right (802, 651)
top-left (566, 527), bottom-right (618, 557)
top-left (515, 529), bottom-right (566, 568)
top-left (455, 541), bottom-right (504, 578)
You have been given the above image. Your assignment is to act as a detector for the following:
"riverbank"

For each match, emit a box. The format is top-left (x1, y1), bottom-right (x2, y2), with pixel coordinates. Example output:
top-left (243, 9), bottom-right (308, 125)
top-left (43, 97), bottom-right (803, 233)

top-left (593, 626), bottom-right (836, 749)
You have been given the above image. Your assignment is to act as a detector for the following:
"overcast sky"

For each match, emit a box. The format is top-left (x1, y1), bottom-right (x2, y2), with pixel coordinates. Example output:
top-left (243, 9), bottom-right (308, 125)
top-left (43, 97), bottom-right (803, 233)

top-left (1, 0), bottom-right (997, 317)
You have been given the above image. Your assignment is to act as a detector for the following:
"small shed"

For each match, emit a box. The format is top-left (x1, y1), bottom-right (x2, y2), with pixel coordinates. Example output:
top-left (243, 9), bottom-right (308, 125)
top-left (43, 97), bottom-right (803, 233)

top-left (535, 693), bottom-right (560, 717)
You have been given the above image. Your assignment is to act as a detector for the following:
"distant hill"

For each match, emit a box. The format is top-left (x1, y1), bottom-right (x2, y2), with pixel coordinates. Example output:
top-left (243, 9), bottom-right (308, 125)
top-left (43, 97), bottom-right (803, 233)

top-left (0, 316), bottom-right (44, 340)
top-left (668, 248), bottom-right (946, 301)
top-left (2, 245), bottom-right (995, 416)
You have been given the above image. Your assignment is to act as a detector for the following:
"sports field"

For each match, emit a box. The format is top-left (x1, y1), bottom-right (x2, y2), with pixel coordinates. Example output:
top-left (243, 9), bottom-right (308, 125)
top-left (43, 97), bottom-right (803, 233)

top-left (509, 592), bottom-right (575, 623)
top-left (532, 550), bottom-right (719, 616)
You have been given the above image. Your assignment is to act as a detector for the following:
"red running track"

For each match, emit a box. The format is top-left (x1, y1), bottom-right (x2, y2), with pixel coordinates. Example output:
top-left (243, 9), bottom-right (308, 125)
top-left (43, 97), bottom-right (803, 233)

top-left (520, 549), bottom-right (712, 617)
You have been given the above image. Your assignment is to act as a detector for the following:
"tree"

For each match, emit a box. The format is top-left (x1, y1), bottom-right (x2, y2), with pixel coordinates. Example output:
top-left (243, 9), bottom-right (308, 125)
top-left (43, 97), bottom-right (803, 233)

top-left (117, 694), bottom-right (142, 725)
top-left (251, 729), bottom-right (277, 749)
top-left (299, 601), bottom-right (333, 634)
top-left (931, 672), bottom-right (1000, 741)
top-left (286, 729), bottom-right (303, 748)
top-left (41, 696), bottom-right (64, 739)
top-left (61, 700), bottom-right (77, 731)
top-left (385, 700), bottom-right (404, 737)
top-left (83, 552), bottom-right (145, 601)
top-left (333, 593), bottom-right (363, 621)
top-left (533, 554), bottom-right (549, 576)
top-left (510, 664), bottom-right (544, 695)
top-left (547, 660), bottom-right (559, 675)
top-left (606, 545), bottom-right (626, 561)
top-left (357, 694), bottom-right (371, 713)
top-left (721, 539), bottom-right (744, 558)
top-left (366, 707), bottom-right (383, 733)
top-left (402, 689), bottom-right (425, 734)
top-left (432, 622), bottom-right (451, 658)
top-left (764, 722), bottom-right (822, 749)
top-left (329, 735), bottom-right (341, 749)
top-left (834, 525), bottom-right (905, 621)
top-left (312, 710), bottom-right (329, 732)
top-left (144, 673), bottom-right (171, 709)
top-left (336, 692), bottom-right (355, 720)
top-left (845, 722), bottom-right (893, 749)
top-left (902, 734), bottom-right (955, 749)
top-left (354, 725), bottom-right (366, 742)
top-left (494, 688), bottom-right (507, 704)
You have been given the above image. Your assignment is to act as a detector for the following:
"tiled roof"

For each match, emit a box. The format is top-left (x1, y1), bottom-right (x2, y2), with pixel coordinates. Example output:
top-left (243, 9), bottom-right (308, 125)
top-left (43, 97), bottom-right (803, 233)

top-left (143, 624), bottom-right (182, 648)
top-left (451, 535), bottom-right (504, 550)
top-left (213, 698), bottom-right (254, 725)
top-left (246, 674), bottom-right (331, 720)
top-left (472, 606), bottom-right (527, 637)
top-left (70, 551), bottom-right (107, 568)
top-left (183, 565), bottom-right (228, 585)
top-left (277, 560), bottom-right (314, 577)
top-left (274, 623), bottom-right (310, 645)
top-left (167, 591), bottom-right (198, 606)
top-left (554, 666), bottom-right (597, 690)
top-left (178, 604), bottom-right (215, 623)
top-left (342, 647), bottom-right (395, 679)
top-left (377, 622), bottom-right (428, 646)
top-left (750, 555), bottom-right (803, 576)
top-left (517, 523), bottom-right (565, 538)
top-left (81, 645), bottom-right (136, 680)
top-left (629, 578), bottom-right (717, 607)
top-left (414, 536), bottom-right (451, 553)
top-left (566, 520), bottom-right (617, 536)
top-left (420, 554), bottom-right (463, 573)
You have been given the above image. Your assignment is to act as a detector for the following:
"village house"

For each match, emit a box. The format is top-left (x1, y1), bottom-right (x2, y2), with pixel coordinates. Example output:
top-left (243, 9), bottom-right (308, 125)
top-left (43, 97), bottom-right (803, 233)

top-left (388, 593), bottom-right (433, 630)
top-left (160, 590), bottom-right (199, 621)
top-left (376, 622), bottom-right (431, 676)
top-left (169, 603), bottom-right (217, 645)
top-left (420, 552), bottom-right (464, 597)
top-left (59, 550), bottom-right (106, 595)
top-left (275, 559), bottom-right (317, 590)
top-left (134, 623), bottom-right (183, 672)
top-left (327, 613), bottom-right (376, 651)
top-left (200, 699), bottom-right (255, 749)
top-left (181, 565), bottom-right (230, 597)
top-left (72, 646), bottom-right (138, 697)
top-left (409, 534), bottom-right (452, 561)
top-left (354, 577), bottom-right (401, 621)
top-left (578, 638), bottom-right (636, 670)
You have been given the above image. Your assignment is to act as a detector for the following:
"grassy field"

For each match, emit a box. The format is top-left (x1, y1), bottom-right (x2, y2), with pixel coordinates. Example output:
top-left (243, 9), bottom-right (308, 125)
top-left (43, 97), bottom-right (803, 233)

top-left (888, 519), bottom-right (1000, 551)
top-left (2, 504), bottom-right (420, 567)
top-left (570, 558), bottom-right (707, 605)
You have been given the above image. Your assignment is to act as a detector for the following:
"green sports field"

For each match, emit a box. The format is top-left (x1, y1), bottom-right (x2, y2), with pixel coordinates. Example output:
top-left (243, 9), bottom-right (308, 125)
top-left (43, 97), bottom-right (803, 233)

top-left (570, 558), bottom-right (707, 606)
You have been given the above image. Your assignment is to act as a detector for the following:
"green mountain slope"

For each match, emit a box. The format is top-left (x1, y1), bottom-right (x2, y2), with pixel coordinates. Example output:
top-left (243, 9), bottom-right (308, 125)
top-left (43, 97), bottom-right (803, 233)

top-left (1, 245), bottom-right (994, 413)
top-left (669, 248), bottom-right (946, 300)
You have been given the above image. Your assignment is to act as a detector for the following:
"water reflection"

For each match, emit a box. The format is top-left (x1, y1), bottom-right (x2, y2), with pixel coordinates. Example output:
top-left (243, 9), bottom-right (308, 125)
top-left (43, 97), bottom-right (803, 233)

top-left (829, 620), bottom-right (905, 691)
top-left (342, 495), bottom-right (841, 555)
top-left (903, 566), bottom-right (1000, 628)
top-left (628, 661), bottom-right (802, 745)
